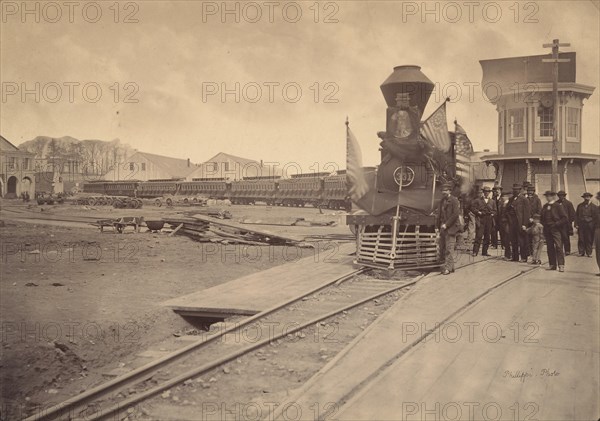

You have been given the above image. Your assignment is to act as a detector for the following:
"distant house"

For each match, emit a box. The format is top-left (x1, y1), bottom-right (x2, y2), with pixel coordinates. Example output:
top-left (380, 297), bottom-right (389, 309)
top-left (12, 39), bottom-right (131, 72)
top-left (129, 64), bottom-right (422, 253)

top-left (0, 135), bottom-right (36, 198)
top-left (187, 152), bottom-right (282, 181)
top-left (102, 151), bottom-right (198, 181)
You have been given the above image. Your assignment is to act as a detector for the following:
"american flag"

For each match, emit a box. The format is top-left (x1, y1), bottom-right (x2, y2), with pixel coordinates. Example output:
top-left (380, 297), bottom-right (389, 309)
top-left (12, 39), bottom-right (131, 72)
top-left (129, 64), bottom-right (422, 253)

top-left (420, 101), bottom-right (452, 152)
top-left (346, 122), bottom-right (369, 202)
top-left (454, 121), bottom-right (474, 178)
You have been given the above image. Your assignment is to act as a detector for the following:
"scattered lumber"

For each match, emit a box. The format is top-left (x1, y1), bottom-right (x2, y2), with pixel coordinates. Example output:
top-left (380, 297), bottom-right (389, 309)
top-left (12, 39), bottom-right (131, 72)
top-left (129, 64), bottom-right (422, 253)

top-left (161, 216), bottom-right (312, 247)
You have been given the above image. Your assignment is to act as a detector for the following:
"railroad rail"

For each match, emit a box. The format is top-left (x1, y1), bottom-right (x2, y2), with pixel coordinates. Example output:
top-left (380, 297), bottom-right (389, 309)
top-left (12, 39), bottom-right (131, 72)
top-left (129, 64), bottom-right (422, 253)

top-left (23, 266), bottom-right (425, 421)
top-left (22, 256), bottom-right (504, 421)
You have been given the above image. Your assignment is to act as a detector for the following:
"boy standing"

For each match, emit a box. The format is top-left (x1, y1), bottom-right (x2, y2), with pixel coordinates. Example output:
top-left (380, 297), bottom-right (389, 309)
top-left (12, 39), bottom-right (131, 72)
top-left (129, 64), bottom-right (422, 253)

top-left (526, 213), bottom-right (544, 265)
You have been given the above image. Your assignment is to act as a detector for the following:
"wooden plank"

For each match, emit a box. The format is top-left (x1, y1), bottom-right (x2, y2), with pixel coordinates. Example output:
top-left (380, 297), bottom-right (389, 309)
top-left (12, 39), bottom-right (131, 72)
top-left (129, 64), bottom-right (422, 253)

top-left (162, 242), bottom-right (356, 316)
top-left (169, 223), bottom-right (184, 237)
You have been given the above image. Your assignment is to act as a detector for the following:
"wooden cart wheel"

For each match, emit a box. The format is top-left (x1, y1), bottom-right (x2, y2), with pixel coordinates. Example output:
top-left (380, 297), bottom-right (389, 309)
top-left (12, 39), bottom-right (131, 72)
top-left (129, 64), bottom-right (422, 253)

top-left (166, 198), bottom-right (173, 207)
top-left (87, 197), bottom-right (96, 206)
top-left (154, 199), bottom-right (162, 207)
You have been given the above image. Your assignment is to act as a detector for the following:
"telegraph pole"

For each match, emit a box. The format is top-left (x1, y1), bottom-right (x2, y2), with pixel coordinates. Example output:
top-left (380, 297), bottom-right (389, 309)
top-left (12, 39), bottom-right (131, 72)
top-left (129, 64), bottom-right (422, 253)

top-left (542, 39), bottom-right (570, 192)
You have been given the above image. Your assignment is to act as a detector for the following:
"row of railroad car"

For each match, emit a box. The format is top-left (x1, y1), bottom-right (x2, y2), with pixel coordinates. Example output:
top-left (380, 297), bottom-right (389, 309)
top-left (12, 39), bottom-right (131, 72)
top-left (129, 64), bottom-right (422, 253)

top-left (83, 172), bottom-right (352, 210)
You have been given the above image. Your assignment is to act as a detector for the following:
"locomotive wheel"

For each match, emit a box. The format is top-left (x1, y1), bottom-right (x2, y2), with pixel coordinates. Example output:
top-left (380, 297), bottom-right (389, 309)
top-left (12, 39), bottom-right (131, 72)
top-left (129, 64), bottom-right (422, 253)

top-left (113, 200), bottom-right (122, 208)
top-left (166, 198), bottom-right (173, 207)
top-left (106, 197), bottom-right (113, 206)
top-left (154, 199), bottom-right (162, 207)
top-left (183, 198), bottom-right (189, 204)
top-left (192, 197), bottom-right (198, 203)
top-left (98, 197), bottom-right (106, 206)
top-left (87, 198), bottom-right (96, 206)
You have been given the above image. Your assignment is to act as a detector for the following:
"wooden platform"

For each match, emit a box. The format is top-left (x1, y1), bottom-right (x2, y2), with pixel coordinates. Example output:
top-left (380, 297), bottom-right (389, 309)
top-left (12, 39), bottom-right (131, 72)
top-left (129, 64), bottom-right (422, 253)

top-left (268, 256), bottom-right (599, 420)
top-left (162, 242), bottom-right (357, 317)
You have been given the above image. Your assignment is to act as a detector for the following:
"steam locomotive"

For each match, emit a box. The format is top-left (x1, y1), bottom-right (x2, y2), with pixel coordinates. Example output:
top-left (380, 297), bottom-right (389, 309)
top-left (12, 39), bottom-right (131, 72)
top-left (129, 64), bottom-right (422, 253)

top-left (346, 65), bottom-right (459, 271)
top-left (82, 171), bottom-right (353, 210)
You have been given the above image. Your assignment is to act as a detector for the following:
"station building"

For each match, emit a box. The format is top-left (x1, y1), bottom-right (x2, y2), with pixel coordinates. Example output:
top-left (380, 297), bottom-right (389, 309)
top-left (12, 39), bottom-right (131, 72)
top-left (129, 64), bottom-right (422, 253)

top-left (480, 52), bottom-right (598, 198)
top-left (0, 135), bottom-right (36, 198)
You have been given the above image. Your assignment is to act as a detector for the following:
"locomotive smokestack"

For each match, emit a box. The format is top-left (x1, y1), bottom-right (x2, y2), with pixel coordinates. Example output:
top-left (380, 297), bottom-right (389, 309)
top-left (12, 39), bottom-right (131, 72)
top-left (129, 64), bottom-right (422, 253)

top-left (187, 158), bottom-right (190, 167)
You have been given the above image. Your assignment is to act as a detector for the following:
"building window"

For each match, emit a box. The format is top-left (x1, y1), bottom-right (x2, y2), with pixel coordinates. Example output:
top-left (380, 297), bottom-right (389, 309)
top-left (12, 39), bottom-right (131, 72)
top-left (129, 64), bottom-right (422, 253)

top-left (567, 107), bottom-right (580, 140)
top-left (537, 106), bottom-right (553, 138)
top-left (508, 109), bottom-right (525, 140)
top-left (224, 162), bottom-right (230, 171)
top-left (129, 162), bottom-right (134, 171)
top-left (141, 163), bottom-right (146, 171)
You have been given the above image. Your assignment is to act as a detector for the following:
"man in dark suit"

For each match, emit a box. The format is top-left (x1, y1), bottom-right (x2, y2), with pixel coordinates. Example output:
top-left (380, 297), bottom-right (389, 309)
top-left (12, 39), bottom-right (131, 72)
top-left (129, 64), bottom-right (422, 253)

top-left (541, 191), bottom-right (568, 272)
top-left (527, 185), bottom-right (542, 218)
top-left (437, 182), bottom-right (461, 275)
top-left (498, 192), bottom-right (512, 260)
top-left (491, 185), bottom-right (502, 248)
top-left (557, 190), bottom-right (576, 255)
top-left (471, 186), bottom-right (496, 257)
top-left (575, 192), bottom-right (597, 257)
top-left (526, 185), bottom-right (542, 256)
top-left (506, 183), bottom-right (531, 262)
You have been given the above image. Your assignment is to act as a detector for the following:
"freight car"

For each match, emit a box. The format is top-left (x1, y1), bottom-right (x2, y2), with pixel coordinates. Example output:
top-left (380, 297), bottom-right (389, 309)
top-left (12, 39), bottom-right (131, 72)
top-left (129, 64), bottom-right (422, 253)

top-left (230, 176), bottom-right (278, 205)
top-left (274, 172), bottom-right (328, 207)
top-left (83, 172), bottom-right (353, 208)
top-left (321, 171), bottom-right (351, 210)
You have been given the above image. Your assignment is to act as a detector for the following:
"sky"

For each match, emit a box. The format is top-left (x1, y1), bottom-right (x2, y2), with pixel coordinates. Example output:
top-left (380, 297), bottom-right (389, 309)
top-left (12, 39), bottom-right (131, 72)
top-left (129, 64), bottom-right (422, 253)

top-left (1, 0), bottom-right (599, 170)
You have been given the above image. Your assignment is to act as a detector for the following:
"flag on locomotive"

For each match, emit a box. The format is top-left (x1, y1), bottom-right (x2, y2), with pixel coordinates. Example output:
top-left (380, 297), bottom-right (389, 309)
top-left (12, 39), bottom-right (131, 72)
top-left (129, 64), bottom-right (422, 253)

top-left (346, 65), bottom-right (472, 271)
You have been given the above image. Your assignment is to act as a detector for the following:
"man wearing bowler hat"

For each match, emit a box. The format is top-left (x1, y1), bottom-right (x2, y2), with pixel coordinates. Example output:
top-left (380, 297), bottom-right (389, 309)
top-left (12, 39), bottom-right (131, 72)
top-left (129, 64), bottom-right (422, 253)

top-left (436, 182), bottom-right (461, 275)
top-left (557, 190), bottom-right (576, 255)
top-left (541, 190), bottom-right (568, 272)
top-left (575, 192), bottom-right (597, 258)
top-left (471, 186), bottom-right (496, 256)
top-left (505, 183), bottom-right (531, 262)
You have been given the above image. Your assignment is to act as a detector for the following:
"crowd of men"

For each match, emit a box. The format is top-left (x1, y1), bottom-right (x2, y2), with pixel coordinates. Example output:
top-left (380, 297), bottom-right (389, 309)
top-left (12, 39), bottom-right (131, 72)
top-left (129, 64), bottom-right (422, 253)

top-left (437, 181), bottom-right (600, 276)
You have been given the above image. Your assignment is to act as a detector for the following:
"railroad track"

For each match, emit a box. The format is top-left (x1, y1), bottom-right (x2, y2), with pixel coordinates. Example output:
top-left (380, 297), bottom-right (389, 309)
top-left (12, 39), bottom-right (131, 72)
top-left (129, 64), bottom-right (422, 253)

top-left (22, 255), bottom-right (505, 421)
top-left (23, 267), bottom-right (419, 421)
top-left (265, 262), bottom-right (545, 421)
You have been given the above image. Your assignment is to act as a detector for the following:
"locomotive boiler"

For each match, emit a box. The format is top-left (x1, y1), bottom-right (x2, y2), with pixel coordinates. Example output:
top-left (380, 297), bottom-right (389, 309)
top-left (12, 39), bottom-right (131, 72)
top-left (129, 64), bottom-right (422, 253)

top-left (346, 65), bottom-right (457, 271)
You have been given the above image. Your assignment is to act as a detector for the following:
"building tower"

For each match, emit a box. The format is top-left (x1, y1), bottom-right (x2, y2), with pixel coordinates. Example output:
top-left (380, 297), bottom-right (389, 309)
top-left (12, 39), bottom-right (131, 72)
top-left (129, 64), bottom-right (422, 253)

top-left (480, 52), bottom-right (597, 198)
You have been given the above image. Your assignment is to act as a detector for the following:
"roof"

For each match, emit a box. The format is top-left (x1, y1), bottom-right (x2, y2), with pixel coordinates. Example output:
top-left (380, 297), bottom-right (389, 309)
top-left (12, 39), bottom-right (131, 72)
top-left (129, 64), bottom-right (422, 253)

top-left (481, 153), bottom-right (600, 162)
top-left (0, 135), bottom-right (19, 152)
top-left (202, 152), bottom-right (283, 176)
top-left (480, 52), bottom-right (577, 87)
top-left (204, 152), bottom-right (260, 166)
top-left (134, 151), bottom-right (197, 178)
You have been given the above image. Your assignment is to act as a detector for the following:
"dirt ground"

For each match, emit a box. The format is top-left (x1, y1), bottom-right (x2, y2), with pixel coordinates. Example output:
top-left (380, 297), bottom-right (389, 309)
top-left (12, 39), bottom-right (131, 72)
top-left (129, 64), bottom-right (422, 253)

top-left (0, 200), bottom-right (353, 419)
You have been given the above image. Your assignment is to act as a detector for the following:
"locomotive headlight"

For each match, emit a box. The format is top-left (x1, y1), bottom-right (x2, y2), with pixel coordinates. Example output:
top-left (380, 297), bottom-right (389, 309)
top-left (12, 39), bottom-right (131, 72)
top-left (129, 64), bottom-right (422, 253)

top-left (393, 166), bottom-right (415, 187)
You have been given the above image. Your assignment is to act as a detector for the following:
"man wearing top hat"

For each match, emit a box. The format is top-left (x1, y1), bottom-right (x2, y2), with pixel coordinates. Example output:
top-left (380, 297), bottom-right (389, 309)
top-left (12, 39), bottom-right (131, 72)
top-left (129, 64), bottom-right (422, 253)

top-left (491, 185), bottom-right (503, 248)
top-left (541, 191), bottom-right (568, 272)
top-left (436, 182), bottom-right (461, 275)
top-left (575, 192), bottom-right (597, 257)
top-left (505, 183), bottom-right (531, 262)
top-left (525, 184), bottom-right (542, 256)
top-left (471, 186), bottom-right (496, 256)
top-left (556, 190), bottom-right (576, 255)
top-left (498, 191), bottom-right (512, 260)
